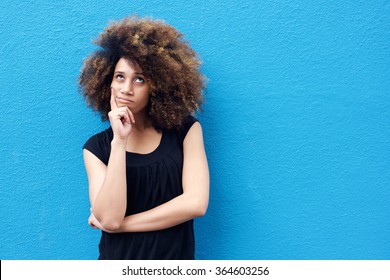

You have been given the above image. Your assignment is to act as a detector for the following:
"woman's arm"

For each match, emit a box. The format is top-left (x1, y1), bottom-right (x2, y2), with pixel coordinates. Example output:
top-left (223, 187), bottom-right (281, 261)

top-left (121, 122), bottom-right (209, 232)
top-left (84, 140), bottom-right (127, 231)
top-left (93, 122), bottom-right (209, 233)
top-left (85, 91), bottom-right (134, 231)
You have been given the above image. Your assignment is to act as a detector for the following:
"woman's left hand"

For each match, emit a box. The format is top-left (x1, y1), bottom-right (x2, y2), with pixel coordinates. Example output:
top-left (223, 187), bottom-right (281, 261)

top-left (88, 209), bottom-right (115, 233)
top-left (88, 212), bottom-right (100, 229)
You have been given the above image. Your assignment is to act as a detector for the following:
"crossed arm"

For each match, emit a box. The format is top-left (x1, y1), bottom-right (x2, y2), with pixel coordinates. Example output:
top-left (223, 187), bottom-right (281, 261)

top-left (83, 122), bottom-right (209, 233)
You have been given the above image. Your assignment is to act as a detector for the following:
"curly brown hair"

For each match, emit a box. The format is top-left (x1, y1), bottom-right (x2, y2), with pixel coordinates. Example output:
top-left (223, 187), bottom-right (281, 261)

top-left (79, 16), bottom-right (206, 129)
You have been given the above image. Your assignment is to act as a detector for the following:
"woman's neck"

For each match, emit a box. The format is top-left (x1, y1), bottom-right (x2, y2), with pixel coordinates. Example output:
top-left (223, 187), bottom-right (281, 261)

top-left (132, 110), bottom-right (153, 132)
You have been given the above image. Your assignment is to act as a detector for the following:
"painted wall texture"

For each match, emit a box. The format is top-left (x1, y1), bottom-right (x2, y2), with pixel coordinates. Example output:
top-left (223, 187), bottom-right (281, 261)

top-left (0, 0), bottom-right (389, 259)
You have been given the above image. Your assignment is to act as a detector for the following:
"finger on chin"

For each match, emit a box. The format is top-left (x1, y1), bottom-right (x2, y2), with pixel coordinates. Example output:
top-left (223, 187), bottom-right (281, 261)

top-left (110, 88), bottom-right (118, 110)
top-left (126, 107), bottom-right (135, 123)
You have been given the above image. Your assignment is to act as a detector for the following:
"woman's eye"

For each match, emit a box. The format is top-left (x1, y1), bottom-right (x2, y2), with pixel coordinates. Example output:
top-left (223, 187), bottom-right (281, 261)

top-left (116, 74), bottom-right (124, 80)
top-left (135, 77), bottom-right (145, 83)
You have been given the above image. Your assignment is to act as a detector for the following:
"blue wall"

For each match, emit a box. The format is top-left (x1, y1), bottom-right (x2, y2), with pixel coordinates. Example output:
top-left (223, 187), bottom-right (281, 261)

top-left (0, 0), bottom-right (389, 259)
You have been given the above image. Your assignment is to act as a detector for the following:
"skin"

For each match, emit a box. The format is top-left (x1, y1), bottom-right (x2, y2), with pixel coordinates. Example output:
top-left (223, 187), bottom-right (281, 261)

top-left (84, 58), bottom-right (209, 232)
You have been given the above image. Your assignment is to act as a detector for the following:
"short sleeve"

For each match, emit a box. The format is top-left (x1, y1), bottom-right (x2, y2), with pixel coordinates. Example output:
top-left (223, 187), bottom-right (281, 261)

top-left (83, 128), bottom-right (113, 165)
top-left (177, 115), bottom-right (199, 144)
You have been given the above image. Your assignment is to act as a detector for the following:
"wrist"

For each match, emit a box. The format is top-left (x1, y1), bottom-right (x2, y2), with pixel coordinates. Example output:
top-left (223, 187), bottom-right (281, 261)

top-left (111, 137), bottom-right (127, 149)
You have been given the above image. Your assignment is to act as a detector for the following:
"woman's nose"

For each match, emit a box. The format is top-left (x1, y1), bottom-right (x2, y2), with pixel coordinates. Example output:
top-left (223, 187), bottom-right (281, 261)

top-left (121, 81), bottom-right (133, 95)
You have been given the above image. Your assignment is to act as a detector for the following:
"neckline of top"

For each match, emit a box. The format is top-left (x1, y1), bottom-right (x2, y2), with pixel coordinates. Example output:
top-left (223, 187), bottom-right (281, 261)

top-left (125, 130), bottom-right (165, 156)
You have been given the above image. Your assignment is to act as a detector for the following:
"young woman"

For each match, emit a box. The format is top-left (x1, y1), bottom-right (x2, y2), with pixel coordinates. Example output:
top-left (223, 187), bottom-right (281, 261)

top-left (79, 16), bottom-right (209, 260)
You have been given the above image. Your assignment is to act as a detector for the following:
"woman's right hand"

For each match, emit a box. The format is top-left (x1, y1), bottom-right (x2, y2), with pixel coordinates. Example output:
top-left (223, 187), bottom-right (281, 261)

top-left (108, 88), bottom-right (135, 141)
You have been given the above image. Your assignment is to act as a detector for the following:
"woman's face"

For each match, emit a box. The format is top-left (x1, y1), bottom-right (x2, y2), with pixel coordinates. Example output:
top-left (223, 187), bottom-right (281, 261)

top-left (111, 58), bottom-right (151, 114)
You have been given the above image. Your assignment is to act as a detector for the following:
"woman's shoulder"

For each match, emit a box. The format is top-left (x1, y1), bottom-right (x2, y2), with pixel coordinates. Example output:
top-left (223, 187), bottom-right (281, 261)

top-left (175, 115), bottom-right (199, 144)
top-left (83, 127), bottom-right (113, 164)
top-left (84, 127), bottom-right (113, 144)
top-left (182, 115), bottom-right (198, 126)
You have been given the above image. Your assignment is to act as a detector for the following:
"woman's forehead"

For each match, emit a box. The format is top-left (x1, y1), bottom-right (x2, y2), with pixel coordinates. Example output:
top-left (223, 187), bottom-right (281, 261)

top-left (115, 58), bottom-right (143, 73)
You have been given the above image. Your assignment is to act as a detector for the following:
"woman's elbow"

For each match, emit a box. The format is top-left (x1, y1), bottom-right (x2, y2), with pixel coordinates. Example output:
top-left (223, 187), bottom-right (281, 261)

top-left (100, 219), bottom-right (122, 231)
top-left (94, 212), bottom-right (123, 231)
top-left (194, 207), bottom-right (207, 218)
top-left (192, 199), bottom-right (208, 218)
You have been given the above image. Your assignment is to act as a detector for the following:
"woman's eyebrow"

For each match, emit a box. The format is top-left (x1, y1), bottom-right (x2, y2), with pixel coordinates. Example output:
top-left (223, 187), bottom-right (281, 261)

top-left (114, 70), bottom-right (144, 75)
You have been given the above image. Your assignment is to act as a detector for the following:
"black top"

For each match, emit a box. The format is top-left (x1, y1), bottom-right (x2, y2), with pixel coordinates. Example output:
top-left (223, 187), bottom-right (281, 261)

top-left (83, 116), bottom-right (198, 260)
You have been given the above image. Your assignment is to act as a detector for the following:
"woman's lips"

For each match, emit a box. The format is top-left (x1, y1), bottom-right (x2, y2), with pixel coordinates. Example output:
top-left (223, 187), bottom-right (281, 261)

top-left (117, 97), bottom-right (134, 104)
